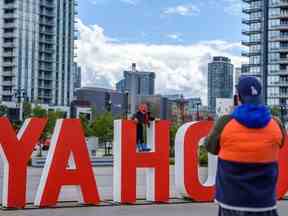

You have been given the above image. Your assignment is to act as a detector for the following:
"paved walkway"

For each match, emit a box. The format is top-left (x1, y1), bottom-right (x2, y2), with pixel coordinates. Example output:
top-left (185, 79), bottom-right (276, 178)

top-left (0, 166), bottom-right (287, 215)
top-left (0, 166), bottom-right (208, 202)
top-left (1, 202), bottom-right (288, 216)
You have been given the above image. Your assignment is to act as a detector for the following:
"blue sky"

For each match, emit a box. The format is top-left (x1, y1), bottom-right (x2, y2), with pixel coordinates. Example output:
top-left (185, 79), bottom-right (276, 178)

top-left (79, 0), bottom-right (242, 45)
top-left (76, 0), bottom-right (244, 102)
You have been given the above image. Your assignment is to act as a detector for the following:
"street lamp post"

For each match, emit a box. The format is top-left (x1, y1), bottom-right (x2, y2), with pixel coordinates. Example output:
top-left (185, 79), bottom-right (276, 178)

top-left (123, 91), bottom-right (129, 119)
top-left (13, 88), bottom-right (28, 122)
top-left (196, 102), bottom-right (201, 121)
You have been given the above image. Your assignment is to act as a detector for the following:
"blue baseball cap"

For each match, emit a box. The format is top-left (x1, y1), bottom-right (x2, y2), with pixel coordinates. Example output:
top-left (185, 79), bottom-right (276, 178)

top-left (237, 76), bottom-right (262, 105)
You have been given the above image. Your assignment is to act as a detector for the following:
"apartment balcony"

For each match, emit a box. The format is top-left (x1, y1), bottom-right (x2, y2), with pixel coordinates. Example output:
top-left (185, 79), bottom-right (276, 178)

top-left (2, 51), bottom-right (16, 57)
top-left (38, 84), bottom-right (53, 90)
top-left (2, 42), bottom-right (17, 48)
top-left (38, 93), bottom-right (53, 99)
top-left (242, 40), bottom-right (261, 46)
top-left (38, 75), bottom-right (53, 81)
top-left (39, 47), bottom-right (54, 54)
top-left (4, 23), bottom-right (17, 28)
top-left (39, 29), bottom-right (54, 36)
top-left (270, 24), bottom-right (288, 30)
top-left (269, 13), bottom-right (288, 19)
top-left (2, 71), bottom-right (16, 77)
top-left (270, 35), bottom-right (288, 42)
top-left (39, 0), bottom-right (55, 9)
top-left (242, 29), bottom-right (261, 35)
top-left (242, 6), bottom-right (262, 14)
top-left (39, 38), bottom-right (54, 44)
top-left (39, 10), bottom-right (54, 18)
top-left (269, 81), bottom-right (288, 87)
top-left (3, 3), bottom-right (17, 9)
top-left (2, 91), bottom-right (13, 96)
top-left (270, 1), bottom-right (288, 8)
top-left (2, 80), bottom-right (15, 86)
top-left (242, 18), bottom-right (261, 25)
top-left (3, 13), bottom-right (17, 19)
top-left (39, 65), bottom-right (53, 71)
top-left (3, 33), bottom-right (16, 38)
top-left (242, 51), bottom-right (261, 57)
top-left (39, 57), bottom-right (54, 63)
top-left (270, 47), bottom-right (288, 52)
top-left (269, 70), bottom-right (288, 75)
top-left (2, 61), bottom-right (16, 67)
top-left (276, 58), bottom-right (288, 64)
top-left (39, 20), bottom-right (54, 27)
top-left (277, 94), bottom-right (288, 98)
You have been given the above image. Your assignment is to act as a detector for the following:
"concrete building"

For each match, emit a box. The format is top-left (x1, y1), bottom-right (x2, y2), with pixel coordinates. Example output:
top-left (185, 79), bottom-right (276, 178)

top-left (138, 95), bottom-right (169, 119)
top-left (0, 0), bottom-right (76, 110)
top-left (166, 96), bottom-right (202, 124)
top-left (234, 67), bottom-right (242, 94)
top-left (74, 87), bottom-right (124, 117)
top-left (116, 63), bottom-right (155, 114)
top-left (116, 63), bottom-right (155, 96)
top-left (242, 0), bottom-right (288, 107)
top-left (208, 56), bottom-right (234, 113)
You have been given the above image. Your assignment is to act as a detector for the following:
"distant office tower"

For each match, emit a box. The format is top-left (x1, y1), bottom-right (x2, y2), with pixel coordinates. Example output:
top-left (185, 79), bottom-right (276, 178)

top-left (116, 63), bottom-right (156, 113)
top-left (73, 63), bottom-right (81, 90)
top-left (234, 67), bottom-right (242, 93)
top-left (242, 0), bottom-right (288, 106)
top-left (0, 0), bottom-right (76, 108)
top-left (116, 63), bottom-right (155, 95)
top-left (208, 56), bottom-right (234, 113)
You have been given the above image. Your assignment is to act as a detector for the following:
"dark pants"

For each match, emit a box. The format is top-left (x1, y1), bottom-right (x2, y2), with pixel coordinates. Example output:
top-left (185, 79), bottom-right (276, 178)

top-left (218, 207), bottom-right (279, 216)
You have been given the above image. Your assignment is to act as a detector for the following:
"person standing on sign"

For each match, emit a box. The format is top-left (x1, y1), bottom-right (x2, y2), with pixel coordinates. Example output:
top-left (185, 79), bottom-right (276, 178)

top-left (132, 103), bottom-right (155, 152)
top-left (204, 76), bottom-right (286, 216)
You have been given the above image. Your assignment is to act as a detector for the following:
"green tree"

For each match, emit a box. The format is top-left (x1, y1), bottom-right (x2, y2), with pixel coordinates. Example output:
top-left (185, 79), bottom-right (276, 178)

top-left (91, 112), bottom-right (113, 143)
top-left (0, 104), bottom-right (8, 117)
top-left (32, 105), bottom-right (47, 117)
top-left (80, 113), bottom-right (93, 137)
top-left (45, 110), bottom-right (65, 137)
top-left (270, 106), bottom-right (281, 118)
top-left (170, 123), bottom-right (180, 157)
top-left (22, 101), bottom-right (32, 119)
top-left (199, 145), bottom-right (208, 166)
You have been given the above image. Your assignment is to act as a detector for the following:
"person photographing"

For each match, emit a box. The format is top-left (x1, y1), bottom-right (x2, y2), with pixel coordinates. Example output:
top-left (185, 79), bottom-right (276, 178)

top-left (205, 76), bottom-right (286, 216)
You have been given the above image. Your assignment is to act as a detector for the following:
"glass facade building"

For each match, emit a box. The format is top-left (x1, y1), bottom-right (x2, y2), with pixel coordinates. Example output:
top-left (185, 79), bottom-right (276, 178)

top-left (208, 56), bottom-right (234, 113)
top-left (0, 0), bottom-right (76, 107)
top-left (242, 0), bottom-right (288, 106)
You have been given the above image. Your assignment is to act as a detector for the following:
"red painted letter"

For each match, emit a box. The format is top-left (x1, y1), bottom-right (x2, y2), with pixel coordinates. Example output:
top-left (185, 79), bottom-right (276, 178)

top-left (175, 121), bottom-right (215, 202)
top-left (0, 117), bottom-right (47, 208)
top-left (34, 119), bottom-right (100, 207)
top-left (113, 120), bottom-right (170, 203)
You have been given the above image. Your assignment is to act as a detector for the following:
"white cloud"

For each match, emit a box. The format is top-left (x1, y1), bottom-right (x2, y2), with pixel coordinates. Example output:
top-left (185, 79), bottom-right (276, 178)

top-left (76, 19), bottom-right (245, 104)
top-left (166, 33), bottom-right (183, 41)
top-left (162, 4), bottom-right (200, 16)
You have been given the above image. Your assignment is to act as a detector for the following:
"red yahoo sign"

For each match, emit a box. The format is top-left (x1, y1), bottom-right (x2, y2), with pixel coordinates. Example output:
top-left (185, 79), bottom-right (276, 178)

top-left (0, 117), bottom-right (287, 208)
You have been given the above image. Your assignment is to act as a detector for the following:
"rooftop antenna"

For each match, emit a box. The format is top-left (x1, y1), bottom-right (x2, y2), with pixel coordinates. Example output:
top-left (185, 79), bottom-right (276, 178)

top-left (132, 63), bottom-right (137, 72)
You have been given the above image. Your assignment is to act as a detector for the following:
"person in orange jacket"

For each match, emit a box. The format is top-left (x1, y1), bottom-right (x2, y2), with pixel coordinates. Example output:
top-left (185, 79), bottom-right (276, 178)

top-left (205, 76), bottom-right (286, 216)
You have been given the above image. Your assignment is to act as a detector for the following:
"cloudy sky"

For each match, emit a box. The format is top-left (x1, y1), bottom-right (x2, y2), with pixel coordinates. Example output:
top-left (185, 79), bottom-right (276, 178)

top-left (77, 0), bottom-right (246, 104)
